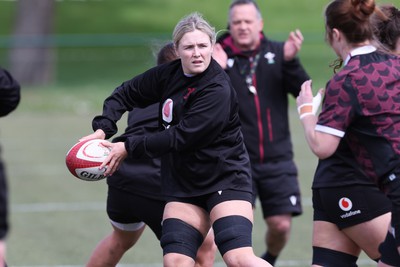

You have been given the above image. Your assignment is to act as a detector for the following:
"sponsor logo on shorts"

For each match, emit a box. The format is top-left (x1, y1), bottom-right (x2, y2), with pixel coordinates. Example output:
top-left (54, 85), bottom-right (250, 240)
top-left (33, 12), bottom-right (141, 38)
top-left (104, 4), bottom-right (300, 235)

top-left (338, 197), bottom-right (361, 219)
top-left (338, 197), bottom-right (352, 211)
top-left (340, 209), bottom-right (361, 219)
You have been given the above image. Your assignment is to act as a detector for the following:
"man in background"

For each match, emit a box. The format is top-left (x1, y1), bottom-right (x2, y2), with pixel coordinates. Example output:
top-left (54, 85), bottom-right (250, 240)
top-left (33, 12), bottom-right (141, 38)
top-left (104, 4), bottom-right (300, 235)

top-left (213, 0), bottom-right (309, 265)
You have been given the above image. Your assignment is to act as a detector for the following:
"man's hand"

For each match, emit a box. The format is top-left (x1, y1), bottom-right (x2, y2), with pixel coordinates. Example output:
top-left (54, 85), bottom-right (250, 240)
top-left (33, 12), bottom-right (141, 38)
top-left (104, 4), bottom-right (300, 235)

top-left (213, 43), bottom-right (228, 69)
top-left (284, 29), bottom-right (304, 61)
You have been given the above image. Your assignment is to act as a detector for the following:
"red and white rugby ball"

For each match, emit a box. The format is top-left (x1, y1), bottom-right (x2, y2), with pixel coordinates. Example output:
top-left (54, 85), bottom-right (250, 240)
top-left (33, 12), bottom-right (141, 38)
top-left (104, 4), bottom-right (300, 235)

top-left (65, 139), bottom-right (110, 181)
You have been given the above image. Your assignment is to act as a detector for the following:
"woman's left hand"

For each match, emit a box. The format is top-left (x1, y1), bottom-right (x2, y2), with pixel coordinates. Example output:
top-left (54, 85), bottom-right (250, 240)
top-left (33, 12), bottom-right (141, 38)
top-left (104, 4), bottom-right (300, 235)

top-left (99, 141), bottom-right (127, 177)
top-left (297, 80), bottom-right (324, 119)
top-left (297, 80), bottom-right (314, 105)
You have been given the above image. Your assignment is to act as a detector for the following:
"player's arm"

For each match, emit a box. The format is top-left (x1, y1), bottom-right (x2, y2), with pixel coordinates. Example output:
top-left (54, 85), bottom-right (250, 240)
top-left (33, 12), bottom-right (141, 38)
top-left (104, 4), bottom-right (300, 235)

top-left (297, 80), bottom-right (340, 159)
top-left (300, 115), bottom-right (340, 159)
top-left (92, 67), bottom-right (164, 140)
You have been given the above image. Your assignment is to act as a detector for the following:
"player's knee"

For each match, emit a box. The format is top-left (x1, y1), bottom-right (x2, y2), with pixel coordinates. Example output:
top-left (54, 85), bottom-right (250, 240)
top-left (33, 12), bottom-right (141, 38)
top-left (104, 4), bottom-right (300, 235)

top-left (271, 220), bottom-right (291, 236)
top-left (114, 231), bottom-right (140, 250)
top-left (267, 215), bottom-right (291, 235)
top-left (213, 215), bottom-right (252, 256)
top-left (111, 222), bottom-right (145, 250)
top-left (195, 232), bottom-right (217, 267)
top-left (164, 252), bottom-right (195, 267)
top-left (160, 218), bottom-right (204, 260)
top-left (312, 246), bottom-right (358, 267)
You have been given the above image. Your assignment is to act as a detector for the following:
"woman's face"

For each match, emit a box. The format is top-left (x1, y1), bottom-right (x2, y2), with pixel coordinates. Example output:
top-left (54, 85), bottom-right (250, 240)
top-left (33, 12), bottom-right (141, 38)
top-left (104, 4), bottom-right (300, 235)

top-left (176, 29), bottom-right (213, 75)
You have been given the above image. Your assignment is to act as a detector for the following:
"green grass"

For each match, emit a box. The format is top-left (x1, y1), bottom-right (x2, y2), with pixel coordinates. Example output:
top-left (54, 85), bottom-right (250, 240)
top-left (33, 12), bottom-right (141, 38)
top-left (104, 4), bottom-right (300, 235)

top-left (1, 98), bottom-right (376, 266)
top-left (0, 0), bottom-right (385, 266)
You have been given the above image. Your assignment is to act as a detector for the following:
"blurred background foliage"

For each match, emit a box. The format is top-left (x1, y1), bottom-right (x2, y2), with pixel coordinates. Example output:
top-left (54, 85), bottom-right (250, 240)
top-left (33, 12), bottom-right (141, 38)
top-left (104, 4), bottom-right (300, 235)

top-left (0, 0), bottom-right (333, 90)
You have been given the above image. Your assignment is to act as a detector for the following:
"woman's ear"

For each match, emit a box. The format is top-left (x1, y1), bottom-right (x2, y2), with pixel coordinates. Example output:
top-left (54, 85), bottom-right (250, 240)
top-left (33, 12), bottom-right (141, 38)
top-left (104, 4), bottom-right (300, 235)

top-left (174, 45), bottom-right (180, 58)
top-left (332, 28), bottom-right (341, 42)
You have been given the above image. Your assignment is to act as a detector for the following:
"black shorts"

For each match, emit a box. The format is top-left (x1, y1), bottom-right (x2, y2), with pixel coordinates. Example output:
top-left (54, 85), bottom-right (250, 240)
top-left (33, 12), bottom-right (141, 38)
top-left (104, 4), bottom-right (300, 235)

top-left (107, 186), bottom-right (165, 240)
top-left (313, 185), bottom-right (391, 229)
top-left (379, 231), bottom-right (400, 266)
top-left (252, 160), bottom-right (302, 218)
top-left (166, 189), bottom-right (253, 213)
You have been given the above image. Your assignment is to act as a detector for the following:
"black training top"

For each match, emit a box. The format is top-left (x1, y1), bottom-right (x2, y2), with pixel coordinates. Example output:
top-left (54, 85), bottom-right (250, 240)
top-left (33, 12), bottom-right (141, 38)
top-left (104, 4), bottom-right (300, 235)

top-left (316, 47), bottom-right (400, 185)
top-left (108, 103), bottom-right (163, 200)
top-left (93, 59), bottom-right (252, 197)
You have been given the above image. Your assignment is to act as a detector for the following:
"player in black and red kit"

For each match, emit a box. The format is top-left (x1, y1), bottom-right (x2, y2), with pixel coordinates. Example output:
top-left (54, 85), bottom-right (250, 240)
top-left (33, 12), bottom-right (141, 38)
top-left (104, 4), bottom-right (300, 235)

top-left (297, 0), bottom-right (400, 266)
top-left (0, 67), bottom-right (21, 267)
top-left (212, 1), bottom-right (308, 265)
top-left (86, 43), bottom-right (216, 267)
top-left (82, 12), bottom-right (272, 267)
top-left (307, 3), bottom-right (400, 267)
top-left (311, 139), bottom-right (391, 266)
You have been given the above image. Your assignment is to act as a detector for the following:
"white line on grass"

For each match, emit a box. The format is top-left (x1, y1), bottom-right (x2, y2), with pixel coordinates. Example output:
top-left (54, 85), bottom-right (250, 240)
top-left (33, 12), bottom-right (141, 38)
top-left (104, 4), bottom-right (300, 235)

top-left (11, 201), bottom-right (105, 213)
top-left (10, 198), bottom-right (312, 213)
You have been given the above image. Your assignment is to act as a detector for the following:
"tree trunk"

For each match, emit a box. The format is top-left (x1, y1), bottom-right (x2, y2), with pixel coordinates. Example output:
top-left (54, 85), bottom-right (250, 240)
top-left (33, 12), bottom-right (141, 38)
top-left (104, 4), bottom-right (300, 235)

top-left (9, 0), bottom-right (55, 86)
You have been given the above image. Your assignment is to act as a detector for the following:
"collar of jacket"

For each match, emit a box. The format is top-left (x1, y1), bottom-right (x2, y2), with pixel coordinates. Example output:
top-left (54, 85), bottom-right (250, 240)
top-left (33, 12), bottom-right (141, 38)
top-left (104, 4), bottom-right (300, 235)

top-left (217, 31), bottom-right (268, 58)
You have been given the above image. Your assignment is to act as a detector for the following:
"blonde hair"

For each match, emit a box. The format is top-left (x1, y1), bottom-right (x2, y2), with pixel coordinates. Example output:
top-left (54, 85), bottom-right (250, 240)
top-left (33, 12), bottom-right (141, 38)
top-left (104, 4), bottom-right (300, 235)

top-left (172, 12), bottom-right (216, 49)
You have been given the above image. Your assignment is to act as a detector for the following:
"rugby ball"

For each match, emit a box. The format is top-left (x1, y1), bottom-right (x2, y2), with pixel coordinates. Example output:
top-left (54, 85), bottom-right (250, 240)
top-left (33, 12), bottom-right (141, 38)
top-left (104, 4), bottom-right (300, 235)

top-left (65, 139), bottom-right (110, 181)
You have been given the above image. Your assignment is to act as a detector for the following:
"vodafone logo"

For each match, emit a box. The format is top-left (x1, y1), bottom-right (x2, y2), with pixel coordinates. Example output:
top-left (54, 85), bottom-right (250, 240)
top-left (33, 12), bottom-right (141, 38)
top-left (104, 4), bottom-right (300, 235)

top-left (162, 98), bottom-right (173, 123)
top-left (338, 197), bottom-right (352, 211)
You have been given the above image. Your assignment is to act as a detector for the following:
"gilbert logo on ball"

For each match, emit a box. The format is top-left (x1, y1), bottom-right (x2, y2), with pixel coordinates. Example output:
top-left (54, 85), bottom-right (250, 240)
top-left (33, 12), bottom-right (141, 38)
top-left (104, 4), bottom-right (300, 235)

top-left (65, 139), bottom-right (111, 181)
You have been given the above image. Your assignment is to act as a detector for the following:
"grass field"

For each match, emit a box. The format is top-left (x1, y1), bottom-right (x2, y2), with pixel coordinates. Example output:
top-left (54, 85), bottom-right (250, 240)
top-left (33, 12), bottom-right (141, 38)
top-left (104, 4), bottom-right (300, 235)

top-left (0, 89), bottom-right (376, 267)
top-left (0, 0), bottom-right (389, 266)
